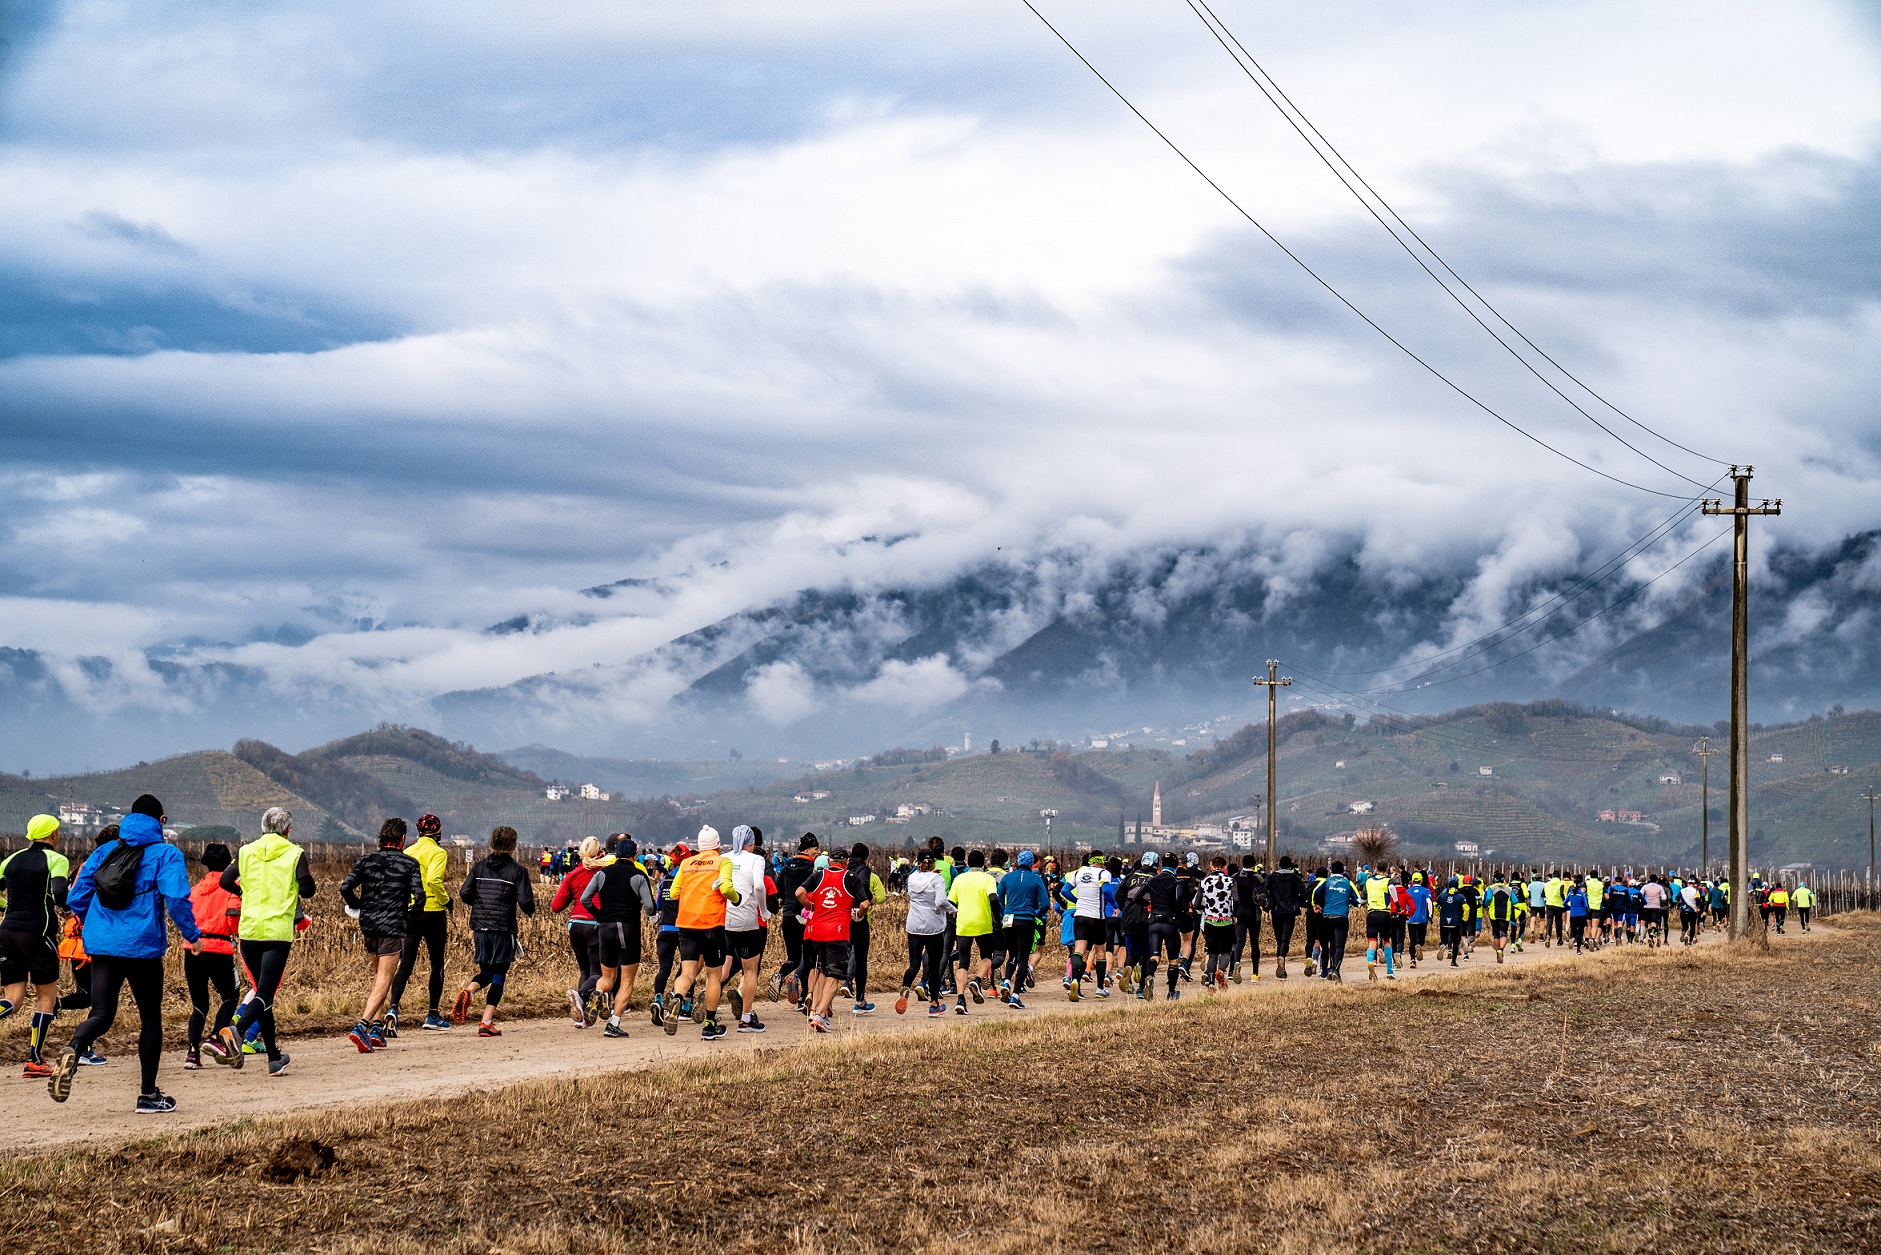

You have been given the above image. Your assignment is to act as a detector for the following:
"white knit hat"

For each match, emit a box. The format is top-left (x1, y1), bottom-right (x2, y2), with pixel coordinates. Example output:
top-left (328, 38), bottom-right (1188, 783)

top-left (697, 825), bottom-right (721, 851)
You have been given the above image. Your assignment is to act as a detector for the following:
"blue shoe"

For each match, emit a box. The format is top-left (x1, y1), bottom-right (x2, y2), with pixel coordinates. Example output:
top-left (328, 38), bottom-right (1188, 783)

top-left (76, 1047), bottom-right (108, 1066)
top-left (1008, 995), bottom-right (1026, 1009)
top-left (421, 1013), bottom-right (451, 1031)
top-left (367, 1024), bottom-right (388, 1049)
top-left (851, 1001), bottom-right (875, 1016)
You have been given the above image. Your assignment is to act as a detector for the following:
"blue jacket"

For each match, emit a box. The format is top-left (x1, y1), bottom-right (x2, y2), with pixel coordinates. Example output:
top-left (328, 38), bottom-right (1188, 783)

top-left (1314, 874), bottom-right (1360, 917)
top-left (66, 813), bottom-right (201, 959)
top-left (998, 867), bottom-right (1050, 921)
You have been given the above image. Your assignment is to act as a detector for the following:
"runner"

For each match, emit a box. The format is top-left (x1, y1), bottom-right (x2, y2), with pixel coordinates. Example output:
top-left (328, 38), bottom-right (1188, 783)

top-left (338, 818), bottom-right (423, 1053)
top-left (722, 826), bottom-right (772, 1033)
top-left (212, 807), bottom-right (315, 1077)
top-left (1482, 872), bottom-right (1517, 964)
top-left (845, 842), bottom-right (886, 1014)
top-left (795, 844), bottom-right (855, 1033)
top-left (1302, 867), bottom-right (1325, 977)
top-left (1198, 855), bottom-right (1237, 992)
top-left (1312, 862), bottom-right (1360, 983)
top-left (1436, 875), bottom-right (1467, 967)
top-left (1543, 870), bottom-right (1567, 948)
top-left (1769, 882), bottom-right (1790, 934)
top-left (1175, 851), bottom-right (1204, 981)
top-left (51, 795), bottom-right (203, 1111)
top-left (1639, 874), bottom-right (1669, 948)
top-left (549, 835), bottom-right (608, 1027)
top-left (1064, 853), bottom-right (1110, 1002)
top-left (1458, 873), bottom-right (1481, 959)
top-left (647, 843), bottom-right (688, 1024)
top-left (945, 850), bottom-right (1000, 1014)
top-left (1100, 856), bottom-right (1125, 995)
top-left (1, 814), bottom-right (67, 1080)
top-left (772, 834), bottom-right (820, 1006)
top-left (387, 813), bottom-right (452, 1035)
top-left (181, 843), bottom-right (241, 1070)
top-left (1135, 852), bottom-right (1187, 1000)
top-left (1566, 878), bottom-right (1590, 953)
top-left (1793, 880), bottom-right (1815, 932)
top-left (450, 826), bottom-right (537, 1038)
top-left (1362, 862), bottom-right (1396, 983)
top-left (995, 850), bottom-right (1048, 1008)
top-left (1405, 870), bottom-right (1432, 968)
top-left (1677, 876), bottom-right (1703, 945)
top-left (1265, 856), bottom-right (1306, 979)
top-left (580, 837), bottom-right (653, 1037)
top-left (897, 849), bottom-right (950, 1017)
top-left (1231, 855), bottom-right (1264, 982)
top-left (661, 827), bottom-right (741, 1042)
top-left (1584, 872), bottom-right (1607, 948)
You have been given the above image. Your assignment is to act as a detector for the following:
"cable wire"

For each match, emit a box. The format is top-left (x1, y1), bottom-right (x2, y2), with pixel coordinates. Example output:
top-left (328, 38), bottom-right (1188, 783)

top-left (1186, 0), bottom-right (1728, 470)
top-left (1018, 0), bottom-right (1699, 500)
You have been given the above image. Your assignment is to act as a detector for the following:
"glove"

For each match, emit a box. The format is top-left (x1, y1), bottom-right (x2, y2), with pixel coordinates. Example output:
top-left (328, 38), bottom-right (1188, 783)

top-left (345, 906), bottom-right (362, 920)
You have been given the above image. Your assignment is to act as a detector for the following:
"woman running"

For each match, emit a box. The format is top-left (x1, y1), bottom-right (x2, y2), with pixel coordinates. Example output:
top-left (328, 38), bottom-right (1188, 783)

top-left (183, 843), bottom-right (241, 1069)
top-left (212, 807), bottom-right (314, 1078)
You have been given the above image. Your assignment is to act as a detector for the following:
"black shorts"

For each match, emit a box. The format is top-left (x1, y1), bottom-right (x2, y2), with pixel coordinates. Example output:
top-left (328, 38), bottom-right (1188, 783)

top-left (0, 928), bottom-right (58, 985)
top-left (360, 933), bottom-right (404, 958)
top-left (726, 927), bottom-right (767, 962)
top-left (1489, 919), bottom-right (1510, 938)
top-left (1366, 910), bottom-right (1395, 941)
top-left (473, 930), bottom-right (517, 968)
top-left (677, 926), bottom-right (725, 967)
top-left (807, 939), bottom-right (851, 978)
top-left (953, 933), bottom-right (997, 966)
top-left (1073, 916), bottom-right (1108, 946)
top-left (1202, 922), bottom-right (1235, 955)
top-left (1177, 913), bottom-right (1199, 934)
top-left (599, 920), bottom-right (643, 968)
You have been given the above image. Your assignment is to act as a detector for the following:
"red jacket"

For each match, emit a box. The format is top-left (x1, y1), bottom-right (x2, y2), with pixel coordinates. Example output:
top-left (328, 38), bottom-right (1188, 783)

top-left (190, 875), bottom-right (242, 956)
top-left (551, 864), bottom-right (600, 924)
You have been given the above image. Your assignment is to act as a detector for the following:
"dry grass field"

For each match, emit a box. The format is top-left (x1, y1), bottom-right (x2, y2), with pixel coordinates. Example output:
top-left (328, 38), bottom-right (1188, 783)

top-left (3, 914), bottom-right (1877, 1253)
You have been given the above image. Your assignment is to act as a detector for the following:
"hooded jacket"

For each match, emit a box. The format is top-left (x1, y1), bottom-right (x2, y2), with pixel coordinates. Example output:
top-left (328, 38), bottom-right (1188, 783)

top-left (995, 865), bottom-right (1050, 922)
top-left (1264, 868), bottom-right (1307, 916)
top-left (341, 847), bottom-right (424, 938)
top-left (724, 826), bottom-right (771, 932)
top-left (221, 831), bottom-right (315, 942)
top-left (65, 813), bottom-right (200, 959)
top-left (460, 851), bottom-right (537, 933)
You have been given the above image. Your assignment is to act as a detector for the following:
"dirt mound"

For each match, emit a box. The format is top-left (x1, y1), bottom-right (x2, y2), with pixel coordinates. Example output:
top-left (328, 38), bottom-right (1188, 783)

top-left (259, 1135), bottom-right (336, 1184)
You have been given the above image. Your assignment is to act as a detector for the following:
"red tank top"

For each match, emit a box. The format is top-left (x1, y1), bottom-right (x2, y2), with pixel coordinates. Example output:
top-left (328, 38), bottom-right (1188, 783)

top-left (803, 868), bottom-right (854, 942)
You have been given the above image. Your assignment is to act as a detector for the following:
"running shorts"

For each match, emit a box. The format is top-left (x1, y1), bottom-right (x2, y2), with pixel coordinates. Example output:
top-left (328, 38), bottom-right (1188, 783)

top-left (0, 928), bottom-right (58, 985)
top-left (599, 920), bottom-right (643, 968)
top-left (1177, 912), bottom-right (1199, 934)
top-left (1105, 920), bottom-right (1124, 948)
top-left (953, 933), bottom-right (997, 966)
top-left (726, 927), bottom-right (767, 962)
top-left (1365, 910), bottom-right (1395, 941)
top-left (1489, 919), bottom-right (1510, 938)
top-left (677, 926), bottom-right (726, 967)
top-left (811, 939), bottom-right (851, 978)
top-left (1202, 921), bottom-right (1235, 955)
top-left (360, 932), bottom-right (404, 958)
top-left (473, 930), bottom-right (517, 968)
top-left (1073, 916), bottom-right (1108, 946)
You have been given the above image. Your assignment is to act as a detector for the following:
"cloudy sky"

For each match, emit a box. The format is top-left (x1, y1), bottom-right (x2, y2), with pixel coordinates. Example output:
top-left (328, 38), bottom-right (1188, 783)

top-left (2, 0), bottom-right (1879, 768)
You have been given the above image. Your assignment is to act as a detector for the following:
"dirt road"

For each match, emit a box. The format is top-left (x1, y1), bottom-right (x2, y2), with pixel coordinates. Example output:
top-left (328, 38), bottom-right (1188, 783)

top-left (4, 924), bottom-right (1749, 1153)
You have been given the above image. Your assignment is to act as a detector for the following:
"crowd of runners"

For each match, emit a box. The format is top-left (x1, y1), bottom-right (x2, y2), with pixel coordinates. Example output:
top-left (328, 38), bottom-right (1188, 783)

top-left (0, 797), bottom-right (1820, 1114)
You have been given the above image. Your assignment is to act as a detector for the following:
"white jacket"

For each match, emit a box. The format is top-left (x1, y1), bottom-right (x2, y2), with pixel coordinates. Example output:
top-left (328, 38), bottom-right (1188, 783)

top-left (724, 828), bottom-right (770, 932)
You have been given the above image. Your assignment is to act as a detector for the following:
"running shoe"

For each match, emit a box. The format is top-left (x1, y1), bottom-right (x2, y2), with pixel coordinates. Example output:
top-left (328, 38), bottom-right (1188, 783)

top-left (810, 1015), bottom-right (830, 1034)
top-left (701, 1021), bottom-right (726, 1042)
top-left (348, 1022), bottom-right (375, 1053)
top-left (766, 969), bottom-right (785, 1002)
top-left (663, 1005), bottom-right (680, 1037)
top-left (1067, 977), bottom-right (1080, 1003)
top-left (476, 1023), bottom-right (501, 1039)
top-left (1304, 961), bottom-right (1316, 978)
top-left (967, 978), bottom-right (984, 1005)
top-left (953, 1001), bottom-right (968, 1016)
top-left (566, 989), bottom-right (586, 1024)
top-left (384, 1006), bottom-right (400, 1039)
top-left (780, 972), bottom-right (800, 1005)
top-left (46, 1048), bottom-right (77, 1102)
top-left (1007, 995), bottom-right (1026, 1010)
top-left (22, 1060), bottom-right (53, 1080)
top-left (650, 995), bottom-right (666, 1026)
top-left (76, 1048), bottom-right (107, 1066)
top-left (1214, 971), bottom-right (1227, 993)
top-left (202, 1037), bottom-right (227, 1062)
top-left (268, 1053), bottom-right (293, 1076)
top-left (368, 1024), bottom-right (388, 1049)
top-left (1367, 959), bottom-right (1377, 982)
top-left (928, 1004), bottom-right (946, 1017)
top-left (1135, 987), bottom-right (1150, 1001)
top-left (421, 1013), bottom-right (451, 1031)
top-left (213, 1027), bottom-right (245, 1070)
top-left (181, 1049), bottom-right (203, 1071)
top-left (604, 1021), bottom-right (630, 1039)
top-left (728, 988), bottom-right (743, 1021)
top-left (451, 989), bottom-right (474, 1026)
top-left (1094, 984), bottom-right (1110, 999)
top-left (1169, 987), bottom-right (1182, 1001)
top-left (0, 999), bottom-right (13, 1022)
top-left (1409, 959), bottom-right (1418, 969)
top-left (895, 988), bottom-right (910, 1016)
top-left (914, 982), bottom-right (931, 1003)
top-left (852, 1001), bottom-right (876, 1016)
top-left (997, 980), bottom-right (1011, 1004)
top-left (241, 1037), bottom-right (265, 1056)
top-left (135, 1090), bottom-right (177, 1114)
top-left (677, 998), bottom-right (694, 1024)
top-left (738, 1015), bottom-right (767, 1033)
top-left (1496, 949), bottom-right (1505, 964)
top-left (838, 983), bottom-right (853, 1000)
top-left (585, 991), bottom-right (606, 1026)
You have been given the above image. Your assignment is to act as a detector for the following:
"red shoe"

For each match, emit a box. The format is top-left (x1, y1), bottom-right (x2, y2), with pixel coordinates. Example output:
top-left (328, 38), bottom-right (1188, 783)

top-left (477, 1021), bottom-right (501, 1038)
top-left (452, 989), bottom-right (474, 1026)
top-left (22, 1060), bottom-right (53, 1080)
top-left (894, 989), bottom-right (909, 1016)
top-left (347, 1024), bottom-right (375, 1053)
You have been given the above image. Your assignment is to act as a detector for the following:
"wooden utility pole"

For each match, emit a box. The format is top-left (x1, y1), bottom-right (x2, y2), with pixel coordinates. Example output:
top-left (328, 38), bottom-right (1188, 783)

top-left (1254, 659), bottom-right (1292, 868)
top-left (1702, 467), bottom-right (1780, 940)
top-left (1864, 787), bottom-right (1878, 911)
top-left (1693, 737), bottom-right (1717, 877)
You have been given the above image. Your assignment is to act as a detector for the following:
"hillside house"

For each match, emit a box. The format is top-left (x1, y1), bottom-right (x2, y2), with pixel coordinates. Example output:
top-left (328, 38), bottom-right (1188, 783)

top-left (579, 783), bottom-right (610, 802)
top-left (544, 786), bottom-right (569, 801)
top-left (1347, 800), bottom-right (1375, 814)
top-left (1453, 841), bottom-right (1480, 856)
top-left (1478, 766), bottom-right (1494, 776)
top-left (1830, 765), bottom-right (1850, 775)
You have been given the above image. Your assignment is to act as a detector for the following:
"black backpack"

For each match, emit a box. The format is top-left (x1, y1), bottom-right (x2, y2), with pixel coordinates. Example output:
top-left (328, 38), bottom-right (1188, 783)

top-left (93, 839), bottom-right (145, 910)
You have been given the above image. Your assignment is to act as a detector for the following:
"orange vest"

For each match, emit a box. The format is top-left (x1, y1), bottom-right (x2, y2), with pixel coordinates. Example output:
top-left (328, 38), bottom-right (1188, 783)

top-left (58, 915), bottom-right (87, 964)
top-left (674, 852), bottom-right (731, 930)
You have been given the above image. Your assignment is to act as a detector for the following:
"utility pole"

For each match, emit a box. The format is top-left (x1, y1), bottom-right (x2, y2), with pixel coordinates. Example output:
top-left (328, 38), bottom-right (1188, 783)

top-left (1702, 467), bottom-right (1780, 940)
top-left (1253, 659), bottom-right (1292, 868)
top-left (1863, 788), bottom-right (1878, 912)
top-left (1693, 737), bottom-right (1717, 878)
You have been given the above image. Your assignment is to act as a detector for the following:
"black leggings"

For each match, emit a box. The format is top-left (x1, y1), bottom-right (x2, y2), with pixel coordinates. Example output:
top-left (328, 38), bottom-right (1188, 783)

top-left (56, 959), bottom-right (92, 1012)
top-left (70, 956), bottom-right (165, 1094)
top-left (234, 940), bottom-right (292, 1061)
top-left (849, 919), bottom-right (872, 993)
top-left (1002, 918), bottom-right (1036, 990)
top-left (1231, 916), bottom-right (1261, 972)
top-left (653, 931), bottom-right (680, 995)
top-left (1143, 920), bottom-right (1182, 991)
top-left (570, 925), bottom-right (601, 999)
top-left (1271, 912), bottom-right (1297, 960)
top-left (902, 932), bottom-right (946, 998)
top-left (1322, 918), bottom-right (1351, 975)
top-left (390, 911), bottom-right (448, 1015)
top-left (184, 951), bottom-right (239, 1051)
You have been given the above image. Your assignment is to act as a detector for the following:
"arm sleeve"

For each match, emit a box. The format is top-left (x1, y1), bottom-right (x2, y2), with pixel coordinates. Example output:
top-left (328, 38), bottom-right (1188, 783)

top-left (517, 866), bottom-right (537, 916)
top-left (295, 852), bottom-right (316, 899)
top-left (340, 864), bottom-right (364, 911)
top-left (550, 876), bottom-right (575, 914)
top-left (219, 863), bottom-right (242, 895)
top-left (643, 875), bottom-right (664, 920)
top-left (459, 868), bottom-right (477, 907)
top-left (716, 856), bottom-right (741, 905)
top-left (870, 873), bottom-right (886, 905)
top-left (50, 868), bottom-right (68, 911)
top-left (579, 871), bottom-right (606, 913)
top-left (65, 851), bottom-right (97, 918)
top-left (159, 849), bottom-right (202, 943)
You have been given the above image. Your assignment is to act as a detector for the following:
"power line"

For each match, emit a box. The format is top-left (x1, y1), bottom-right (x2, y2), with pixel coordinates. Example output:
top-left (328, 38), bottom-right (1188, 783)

top-left (1017, 0), bottom-right (1698, 500)
top-left (1184, 0), bottom-right (1728, 471)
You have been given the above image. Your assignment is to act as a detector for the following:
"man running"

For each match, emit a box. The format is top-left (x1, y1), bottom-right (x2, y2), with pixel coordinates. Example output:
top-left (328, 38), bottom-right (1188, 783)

top-left (662, 826), bottom-right (741, 1041)
top-left (773, 834), bottom-right (820, 1005)
top-left (720, 826), bottom-right (772, 1032)
top-left (1064, 853), bottom-right (1110, 1002)
top-left (580, 837), bottom-right (654, 1037)
top-left (1362, 863), bottom-right (1397, 982)
top-left (845, 842), bottom-right (885, 1015)
top-left (213, 807), bottom-right (314, 1077)
top-left (995, 850), bottom-right (1049, 1008)
top-left (1405, 871), bottom-right (1432, 968)
top-left (795, 844), bottom-right (855, 1032)
top-left (1566, 879), bottom-right (1590, 953)
top-left (1, 814), bottom-right (68, 1080)
top-left (1175, 851), bottom-right (1204, 981)
top-left (1135, 853), bottom-right (1187, 1000)
top-left (1199, 855), bottom-right (1237, 991)
top-left (451, 826), bottom-right (536, 1038)
top-left (1437, 876), bottom-right (1467, 967)
top-left (1265, 856), bottom-right (1306, 979)
top-left (946, 850), bottom-right (999, 1014)
top-left (53, 795), bottom-right (202, 1112)
top-left (1483, 873), bottom-right (1517, 964)
top-left (1231, 855), bottom-right (1264, 982)
top-left (387, 813), bottom-right (452, 1035)
top-left (1793, 880), bottom-right (1815, 932)
top-left (339, 818), bottom-right (423, 1053)
top-left (897, 849), bottom-right (950, 1017)
top-left (1312, 862), bottom-right (1360, 982)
